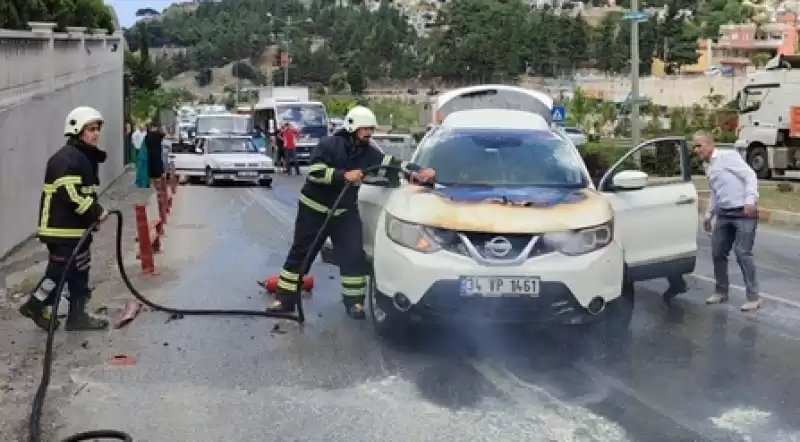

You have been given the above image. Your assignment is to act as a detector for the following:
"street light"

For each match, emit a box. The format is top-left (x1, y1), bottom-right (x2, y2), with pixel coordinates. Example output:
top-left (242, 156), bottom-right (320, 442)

top-left (265, 14), bottom-right (313, 87)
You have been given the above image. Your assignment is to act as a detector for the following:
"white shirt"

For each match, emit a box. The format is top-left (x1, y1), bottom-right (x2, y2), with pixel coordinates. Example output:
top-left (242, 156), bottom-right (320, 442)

top-left (705, 149), bottom-right (759, 218)
top-left (131, 130), bottom-right (145, 150)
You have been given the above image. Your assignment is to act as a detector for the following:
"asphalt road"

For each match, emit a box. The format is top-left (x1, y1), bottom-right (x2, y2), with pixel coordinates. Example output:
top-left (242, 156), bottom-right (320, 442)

top-left (51, 174), bottom-right (800, 441)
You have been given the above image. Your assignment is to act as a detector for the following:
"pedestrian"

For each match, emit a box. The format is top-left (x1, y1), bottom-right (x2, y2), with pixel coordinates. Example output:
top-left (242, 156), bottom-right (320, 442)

top-left (274, 126), bottom-right (286, 169)
top-left (18, 106), bottom-right (110, 331)
top-left (131, 123), bottom-right (146, 165)
top-left (264, 106), bottom-right (436, 319)
top-left (692, 130), bottom-right (761, 311)
top-left (145, 123), bottom-right (166, 185)
top-left (281, 122), bottom-right (301, 175)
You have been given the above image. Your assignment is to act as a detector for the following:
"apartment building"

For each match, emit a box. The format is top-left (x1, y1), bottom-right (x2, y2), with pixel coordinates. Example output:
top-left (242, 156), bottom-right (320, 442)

top-left (714, 11), bottom-right (798, 74)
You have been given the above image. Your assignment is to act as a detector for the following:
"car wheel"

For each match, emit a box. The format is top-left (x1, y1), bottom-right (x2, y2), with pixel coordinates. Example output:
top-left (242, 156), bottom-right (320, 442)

top-left (259, 178), bottom-right (272, 187)
top-left (367, 273), bottom-right (412, 342)
top-left (747, 145), bottom-right (771, 179)
top-left (204, 168), bottom-right (215, 186)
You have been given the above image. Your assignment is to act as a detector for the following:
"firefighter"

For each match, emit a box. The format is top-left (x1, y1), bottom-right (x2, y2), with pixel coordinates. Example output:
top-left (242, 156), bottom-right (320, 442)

top-left (266, 105), bottom-right (435, 319)
top-left (18, 106), bottom-right (110, 331)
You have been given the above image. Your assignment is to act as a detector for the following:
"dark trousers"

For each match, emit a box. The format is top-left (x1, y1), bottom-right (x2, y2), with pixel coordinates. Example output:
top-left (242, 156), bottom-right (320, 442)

top-left (284, 149), bottom-right (300, 175)
top-left (276, 203), bottom-right (367, 304)
top-left (39, 241), bottom-right (92, 305)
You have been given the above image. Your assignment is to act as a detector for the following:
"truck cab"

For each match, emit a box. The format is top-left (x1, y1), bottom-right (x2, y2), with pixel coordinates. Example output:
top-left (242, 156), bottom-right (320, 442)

top-left (735, 54), bottom-right (800, 179)
top-left (251, 87), bottom-right (329, 164)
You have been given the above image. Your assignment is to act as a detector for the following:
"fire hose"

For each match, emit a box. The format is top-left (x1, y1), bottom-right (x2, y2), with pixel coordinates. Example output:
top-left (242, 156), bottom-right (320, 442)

top-left (29, 163), bottom-right (415, 441)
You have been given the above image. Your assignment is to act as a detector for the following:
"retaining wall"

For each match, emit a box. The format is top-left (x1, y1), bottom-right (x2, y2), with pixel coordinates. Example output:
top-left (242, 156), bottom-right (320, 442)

top-left (0, 23), bottom-right (125, 258)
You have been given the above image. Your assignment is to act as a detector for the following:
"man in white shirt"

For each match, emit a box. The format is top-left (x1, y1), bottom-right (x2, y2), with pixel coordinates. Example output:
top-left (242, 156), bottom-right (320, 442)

top-left (692, 131), bottom-right (761, 311)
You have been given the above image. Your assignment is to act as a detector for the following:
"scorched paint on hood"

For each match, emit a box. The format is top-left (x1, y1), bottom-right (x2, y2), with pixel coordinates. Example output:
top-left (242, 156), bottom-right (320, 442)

top-left (385, 185), bottom-right (612, 234)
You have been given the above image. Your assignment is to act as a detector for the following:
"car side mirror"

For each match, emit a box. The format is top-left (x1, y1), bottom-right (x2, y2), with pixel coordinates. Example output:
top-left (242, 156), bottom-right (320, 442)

top-left (195, 146), bottom-right (203, 154)
top-left (612, 170), bottom-right (648, 190)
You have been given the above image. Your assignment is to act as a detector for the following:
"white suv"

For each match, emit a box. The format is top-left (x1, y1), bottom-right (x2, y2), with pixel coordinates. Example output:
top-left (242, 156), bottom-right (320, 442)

top-left (325, 109), bottom-right (698, 341)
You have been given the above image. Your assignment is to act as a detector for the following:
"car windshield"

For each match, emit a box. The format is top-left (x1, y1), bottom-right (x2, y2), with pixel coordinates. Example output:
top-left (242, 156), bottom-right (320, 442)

top-left (277, 104), bottom-right (327, 127)
top-left (196, 116), bottom-right (251, 134)
top-left (414, 128), bottom-right (587, 188)
top-left (207, 138), bottom-right (257, 154)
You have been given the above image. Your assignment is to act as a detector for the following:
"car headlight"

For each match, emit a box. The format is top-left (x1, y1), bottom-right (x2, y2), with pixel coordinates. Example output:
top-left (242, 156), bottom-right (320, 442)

top-left (259, 161), bottom-right (270, 168)
top-left (541, 221), bottom-right (613, 256)
top-left (215, 162), bottom-right (232, 168)
top-left (385, 214), bottom-right (441, 254)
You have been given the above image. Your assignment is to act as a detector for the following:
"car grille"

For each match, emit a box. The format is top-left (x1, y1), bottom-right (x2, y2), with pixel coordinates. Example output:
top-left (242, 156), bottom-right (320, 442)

top-left (434, 230), bottom-right (554, 262)
top-left (247, 162), bottom-right (260, 167)
top-left (233, 163), bottom-right (247, 168)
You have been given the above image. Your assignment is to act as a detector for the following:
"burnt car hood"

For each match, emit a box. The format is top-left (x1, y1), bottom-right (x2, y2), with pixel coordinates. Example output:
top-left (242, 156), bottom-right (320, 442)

top-left (385, 185), bottom-right (613, 234)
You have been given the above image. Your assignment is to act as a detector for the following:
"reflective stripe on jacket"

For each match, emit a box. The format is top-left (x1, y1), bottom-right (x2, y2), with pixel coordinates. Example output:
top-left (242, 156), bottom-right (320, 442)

top-left (38, 140), bottom-right (104, 242)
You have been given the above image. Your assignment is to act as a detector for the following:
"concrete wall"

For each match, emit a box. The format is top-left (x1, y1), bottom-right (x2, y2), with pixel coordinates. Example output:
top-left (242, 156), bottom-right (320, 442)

top-left (575, 76), bottom-right (747, 107)
top-left (0, 23), bottom-right (125, 258)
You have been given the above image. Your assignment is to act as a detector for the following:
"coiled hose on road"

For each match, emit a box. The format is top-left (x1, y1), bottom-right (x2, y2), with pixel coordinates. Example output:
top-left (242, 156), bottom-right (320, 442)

top-left (29, 164), bottom-right (412, 441)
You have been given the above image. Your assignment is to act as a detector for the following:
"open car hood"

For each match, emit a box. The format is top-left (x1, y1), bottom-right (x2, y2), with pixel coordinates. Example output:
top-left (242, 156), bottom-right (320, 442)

top-left (384, 185), bottom-right (612, 234)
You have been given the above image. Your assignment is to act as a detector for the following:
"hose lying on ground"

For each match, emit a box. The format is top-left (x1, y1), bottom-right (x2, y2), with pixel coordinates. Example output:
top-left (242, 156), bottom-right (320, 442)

top-left (30, 163), bottom-right (414, 441)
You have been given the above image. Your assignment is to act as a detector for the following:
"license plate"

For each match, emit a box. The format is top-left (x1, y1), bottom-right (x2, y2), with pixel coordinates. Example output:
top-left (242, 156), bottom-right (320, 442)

top-left (459, 276), bottom-right (540, 297)
top-left (238, 171), bottom-right (258, 177)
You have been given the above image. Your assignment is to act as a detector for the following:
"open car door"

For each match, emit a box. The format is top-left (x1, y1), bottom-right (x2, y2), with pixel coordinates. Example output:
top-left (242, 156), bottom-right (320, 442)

top-left (598, 136), bottom-right (698, 282)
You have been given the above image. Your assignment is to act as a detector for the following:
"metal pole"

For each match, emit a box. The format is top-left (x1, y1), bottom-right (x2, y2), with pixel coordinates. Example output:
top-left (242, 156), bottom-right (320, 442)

top-left (235, 62), bottom-right (240, 109)
top-left (630, 0), bottom-right (642, 165)
top-left (284, 17), bottom-right (291, 87)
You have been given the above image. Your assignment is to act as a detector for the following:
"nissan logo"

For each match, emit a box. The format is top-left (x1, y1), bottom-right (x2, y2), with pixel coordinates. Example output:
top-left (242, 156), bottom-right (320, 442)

top-left (485, 236), bottom-right (513, 258)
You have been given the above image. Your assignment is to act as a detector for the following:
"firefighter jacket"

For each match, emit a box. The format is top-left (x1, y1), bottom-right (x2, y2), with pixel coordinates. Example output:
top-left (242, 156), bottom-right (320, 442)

top-left (37, 138), bottom-right (105, 243)
top-left (302, 129), bottom-right (421, 215)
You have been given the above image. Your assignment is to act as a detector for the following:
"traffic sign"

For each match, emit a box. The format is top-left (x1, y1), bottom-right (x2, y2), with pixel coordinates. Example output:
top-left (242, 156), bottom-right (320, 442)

top-left (551, 105), bottom-right (566, 124)
top-left (622, 11), bottom-right (650, 21)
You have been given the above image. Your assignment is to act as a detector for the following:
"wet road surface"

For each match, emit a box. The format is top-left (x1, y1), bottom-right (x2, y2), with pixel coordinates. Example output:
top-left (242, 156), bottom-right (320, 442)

top-left (53, 174), bottom-right (800, 441)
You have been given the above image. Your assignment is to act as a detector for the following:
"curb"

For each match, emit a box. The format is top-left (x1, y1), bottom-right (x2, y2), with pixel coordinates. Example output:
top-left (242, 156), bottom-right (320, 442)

top-left (697, 196), bottom-right (800, 229)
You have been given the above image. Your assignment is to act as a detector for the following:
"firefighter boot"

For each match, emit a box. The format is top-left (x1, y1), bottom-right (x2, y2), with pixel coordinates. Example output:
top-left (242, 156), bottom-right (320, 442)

top-left (342, 296), bottom-right (366, 320)
top-left (65, 296), bottom-right (108, 331)
top-left (19, 297), bottom-right (60, 331)
top-left (266, 293), bottom-right (297, 314)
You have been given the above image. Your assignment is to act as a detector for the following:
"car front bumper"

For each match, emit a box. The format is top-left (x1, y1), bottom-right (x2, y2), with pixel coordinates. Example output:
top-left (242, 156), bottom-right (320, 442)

top-left (211, 169), bottom-right (274, 181)
top-left (372, 232), bottom-right (624, 325)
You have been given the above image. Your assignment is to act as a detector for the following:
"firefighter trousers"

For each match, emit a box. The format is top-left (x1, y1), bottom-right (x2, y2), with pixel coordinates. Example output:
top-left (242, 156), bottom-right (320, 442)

top-left (36, 240), bottom-right (93, 306)
top-left (276, 202), bottom-right (367, 307)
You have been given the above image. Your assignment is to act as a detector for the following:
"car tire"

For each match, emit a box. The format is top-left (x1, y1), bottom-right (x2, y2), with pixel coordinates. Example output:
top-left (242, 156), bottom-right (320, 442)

top-left (204, 168), bottom-right (215, 187)
top-left (747, 145), bottom-right (771, 180)
top-left (367, 273), bottom-right (412, 343)
top-left (259, 178), bottom-right (272, 188)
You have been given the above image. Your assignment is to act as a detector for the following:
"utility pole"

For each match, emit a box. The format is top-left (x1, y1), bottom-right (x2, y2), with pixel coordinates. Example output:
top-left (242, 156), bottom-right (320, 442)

top-left (234, 62), bottom-right (240, 110)
top-left (284, 16), bottom-right (291, 87)
top-left (624, 2), bottom-right (644, 166)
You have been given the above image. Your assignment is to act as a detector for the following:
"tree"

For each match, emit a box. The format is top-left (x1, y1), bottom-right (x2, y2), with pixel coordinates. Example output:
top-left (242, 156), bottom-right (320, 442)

top-left (347, 62), bottom-right (367, 95)
top-left (128, 23), bottom-right (160, 92)
top-left (1, 0), bottom-right (115, 31)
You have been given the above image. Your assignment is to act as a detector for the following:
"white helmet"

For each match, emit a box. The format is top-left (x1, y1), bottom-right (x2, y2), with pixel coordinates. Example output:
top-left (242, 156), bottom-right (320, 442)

top-left (64, 106), bottom-right (104, 136)
top-left (343, 106), bottom-right (377, 133)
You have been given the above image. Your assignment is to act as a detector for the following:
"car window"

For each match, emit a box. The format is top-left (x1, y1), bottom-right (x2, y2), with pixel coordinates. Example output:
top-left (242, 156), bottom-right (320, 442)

top-left (207, 138), bottom-right (257, 153)
top-left (414, 128), bottom-right (588, 188)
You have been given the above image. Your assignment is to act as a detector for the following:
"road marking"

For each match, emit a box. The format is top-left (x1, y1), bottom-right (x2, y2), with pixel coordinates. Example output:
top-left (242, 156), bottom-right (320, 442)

top-left (688, 274), bottom-right (800, 309)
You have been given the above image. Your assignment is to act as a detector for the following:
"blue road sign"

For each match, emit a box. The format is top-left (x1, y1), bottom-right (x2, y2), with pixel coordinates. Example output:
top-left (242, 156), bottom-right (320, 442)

top-left (551, 105), bottom-right (566, 124)
top-left (622, 11), bottom-right (650, 21)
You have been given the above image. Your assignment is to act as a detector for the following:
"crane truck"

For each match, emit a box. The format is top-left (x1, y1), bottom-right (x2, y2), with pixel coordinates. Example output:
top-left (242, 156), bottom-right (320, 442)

top-left (735, 53), bottom-right (800, 179)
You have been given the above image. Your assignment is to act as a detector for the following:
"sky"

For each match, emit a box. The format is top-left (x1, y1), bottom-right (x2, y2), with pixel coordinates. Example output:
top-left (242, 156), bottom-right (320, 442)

top-left (108, 0), bottom-right (177, 28)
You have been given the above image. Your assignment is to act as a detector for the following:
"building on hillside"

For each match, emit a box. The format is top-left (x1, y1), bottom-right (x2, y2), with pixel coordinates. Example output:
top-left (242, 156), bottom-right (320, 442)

top-left (712, 11), bottom-right (798, 74)
top-left (650, 40), bottom-right (712, 76)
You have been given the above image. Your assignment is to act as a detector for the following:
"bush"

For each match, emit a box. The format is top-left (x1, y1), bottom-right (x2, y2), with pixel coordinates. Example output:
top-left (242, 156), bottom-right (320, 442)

top-left (579, 141), bottom-right (703, 180)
